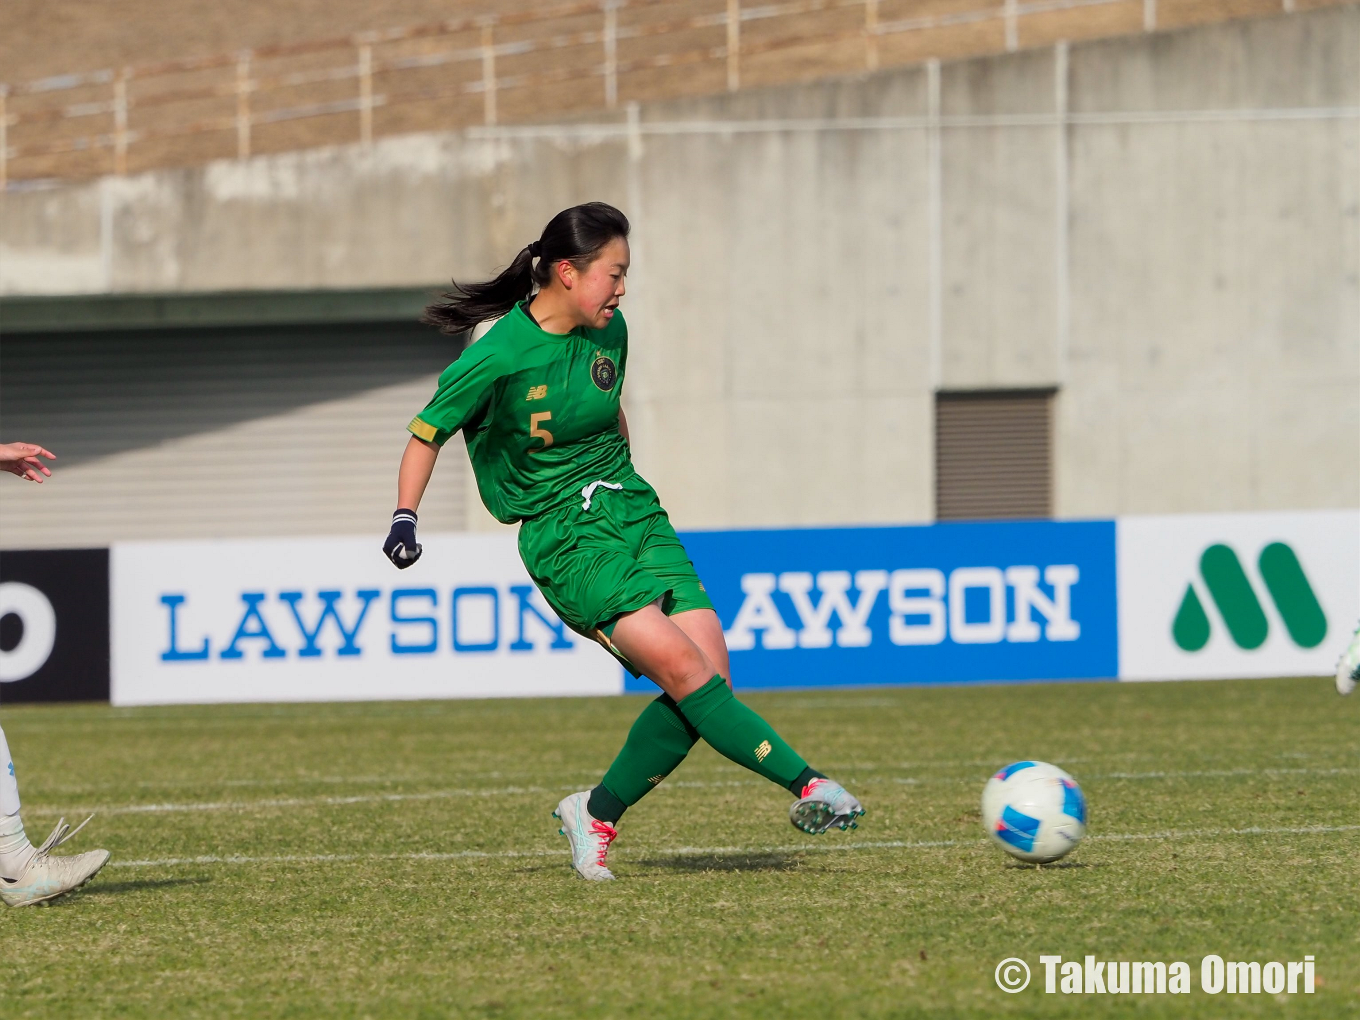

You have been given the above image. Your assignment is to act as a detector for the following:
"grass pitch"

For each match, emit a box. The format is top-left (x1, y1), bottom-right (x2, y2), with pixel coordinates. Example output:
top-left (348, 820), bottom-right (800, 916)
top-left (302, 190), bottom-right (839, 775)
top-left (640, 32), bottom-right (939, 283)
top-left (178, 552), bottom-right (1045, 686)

top-left (1, 676), bottom-right (1357, 1019)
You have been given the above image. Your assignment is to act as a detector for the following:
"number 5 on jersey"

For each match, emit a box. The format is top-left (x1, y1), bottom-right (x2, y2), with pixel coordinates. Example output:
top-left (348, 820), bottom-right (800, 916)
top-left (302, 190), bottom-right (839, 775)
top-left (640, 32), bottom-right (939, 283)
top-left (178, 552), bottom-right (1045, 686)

top-left (530, 411), bottom-right (554, 449)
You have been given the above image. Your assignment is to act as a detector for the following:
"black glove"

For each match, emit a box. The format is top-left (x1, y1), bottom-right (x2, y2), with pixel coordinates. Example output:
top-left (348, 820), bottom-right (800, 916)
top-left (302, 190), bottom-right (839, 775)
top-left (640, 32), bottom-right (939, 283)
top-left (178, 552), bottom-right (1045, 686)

top-left (383, 509), bottom-right (422, 568)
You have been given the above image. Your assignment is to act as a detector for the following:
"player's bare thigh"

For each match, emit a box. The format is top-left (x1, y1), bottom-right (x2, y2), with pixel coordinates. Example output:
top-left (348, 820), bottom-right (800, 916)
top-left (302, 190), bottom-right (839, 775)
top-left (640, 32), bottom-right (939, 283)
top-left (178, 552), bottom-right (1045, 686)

top-left (669, 608), bottom-right (731, 686)
top-left (610, 604), bottom-right (720, 701)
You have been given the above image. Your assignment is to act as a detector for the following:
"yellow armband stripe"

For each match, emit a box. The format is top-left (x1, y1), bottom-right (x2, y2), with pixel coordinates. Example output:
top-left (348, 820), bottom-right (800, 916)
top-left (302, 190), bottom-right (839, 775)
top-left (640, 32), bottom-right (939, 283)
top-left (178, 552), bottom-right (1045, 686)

top-left (408, 417), bottom-right (439, 442)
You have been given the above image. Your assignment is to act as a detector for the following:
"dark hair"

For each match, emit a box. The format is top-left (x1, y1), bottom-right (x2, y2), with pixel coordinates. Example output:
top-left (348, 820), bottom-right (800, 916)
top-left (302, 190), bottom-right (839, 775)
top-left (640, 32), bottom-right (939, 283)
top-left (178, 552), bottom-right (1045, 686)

top-left (424, 202), bottom-right (631, 335)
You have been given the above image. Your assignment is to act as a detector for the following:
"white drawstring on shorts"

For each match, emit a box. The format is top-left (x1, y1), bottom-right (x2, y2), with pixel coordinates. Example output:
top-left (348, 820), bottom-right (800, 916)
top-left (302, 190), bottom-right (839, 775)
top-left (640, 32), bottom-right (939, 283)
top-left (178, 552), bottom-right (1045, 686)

top-left (580, 480), bottom-right (623, 511)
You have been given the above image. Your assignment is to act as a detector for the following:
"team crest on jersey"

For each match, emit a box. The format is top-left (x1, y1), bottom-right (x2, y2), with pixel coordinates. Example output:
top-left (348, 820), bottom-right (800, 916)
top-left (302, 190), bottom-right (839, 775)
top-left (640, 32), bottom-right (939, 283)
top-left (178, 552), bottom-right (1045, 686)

top-left (590, 353), bottom-right (617, 391)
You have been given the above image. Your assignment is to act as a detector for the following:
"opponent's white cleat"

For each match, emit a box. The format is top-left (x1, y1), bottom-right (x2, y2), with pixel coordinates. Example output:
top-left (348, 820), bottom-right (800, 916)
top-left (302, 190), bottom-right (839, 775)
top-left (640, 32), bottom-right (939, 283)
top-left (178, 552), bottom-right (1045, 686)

top-left (1336, 621), bottom-right (1360, 696)
top-left (552, 791), bottom-right (618, 881)
top-left (790, 777), bottom-right (865, 834)
top-left (0, 816), bottom-right (110, 908)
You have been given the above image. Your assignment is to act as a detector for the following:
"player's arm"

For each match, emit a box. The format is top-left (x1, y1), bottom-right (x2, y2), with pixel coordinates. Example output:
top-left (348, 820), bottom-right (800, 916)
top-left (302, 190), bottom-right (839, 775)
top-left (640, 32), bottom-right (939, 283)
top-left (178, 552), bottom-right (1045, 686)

top-left (397, 436), bottom-right (439, 512)
top-left (0, 442), bottom-right (56, 483)
top-left (384, 437), bottom-right (438, 568)
top-left (384, 344), bottom-right (500, 568)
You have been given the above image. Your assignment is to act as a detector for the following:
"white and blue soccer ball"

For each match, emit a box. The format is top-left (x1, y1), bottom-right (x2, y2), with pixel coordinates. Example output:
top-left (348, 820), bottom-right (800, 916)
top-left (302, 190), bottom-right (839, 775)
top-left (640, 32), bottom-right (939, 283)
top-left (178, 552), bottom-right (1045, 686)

top-left (981, 761), bottom-right (1087, 864)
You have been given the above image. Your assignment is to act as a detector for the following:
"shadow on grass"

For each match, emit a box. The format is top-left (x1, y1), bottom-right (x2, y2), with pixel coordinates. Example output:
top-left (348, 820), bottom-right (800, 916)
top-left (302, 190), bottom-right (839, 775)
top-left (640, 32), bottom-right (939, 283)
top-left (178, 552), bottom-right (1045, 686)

top-left (508, 863), bottom-right (573, 876)
top-left (83, 876), bottom-right (212, 897)
top-left (1003, 859), bottom-right (1099, 871)
top-left (637, 851), bottom-right (804, 873)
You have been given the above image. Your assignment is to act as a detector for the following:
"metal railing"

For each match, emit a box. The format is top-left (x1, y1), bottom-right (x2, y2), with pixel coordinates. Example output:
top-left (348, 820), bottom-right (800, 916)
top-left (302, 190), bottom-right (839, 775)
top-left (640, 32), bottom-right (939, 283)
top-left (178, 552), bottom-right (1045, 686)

top-left (0, 0), bottom-right (1312, 186)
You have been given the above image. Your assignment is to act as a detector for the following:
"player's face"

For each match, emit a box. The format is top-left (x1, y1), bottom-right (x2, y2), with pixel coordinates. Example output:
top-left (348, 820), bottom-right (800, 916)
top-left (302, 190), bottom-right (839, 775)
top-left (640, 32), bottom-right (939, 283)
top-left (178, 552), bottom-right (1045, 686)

top-left (570, 237), bottom-right (629, 329)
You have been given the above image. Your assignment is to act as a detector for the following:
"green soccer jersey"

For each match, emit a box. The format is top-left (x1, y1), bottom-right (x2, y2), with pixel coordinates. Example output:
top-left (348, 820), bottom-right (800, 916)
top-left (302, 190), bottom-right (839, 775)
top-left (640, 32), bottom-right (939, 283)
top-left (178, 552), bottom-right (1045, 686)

top-left (409, 302), bottom-right (633, 523)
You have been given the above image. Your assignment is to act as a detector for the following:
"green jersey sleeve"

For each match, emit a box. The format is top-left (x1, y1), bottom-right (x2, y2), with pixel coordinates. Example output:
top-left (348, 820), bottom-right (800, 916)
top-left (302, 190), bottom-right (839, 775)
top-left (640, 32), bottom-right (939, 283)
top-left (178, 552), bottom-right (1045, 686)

top-left (408, 341), bottom-right (503, 446)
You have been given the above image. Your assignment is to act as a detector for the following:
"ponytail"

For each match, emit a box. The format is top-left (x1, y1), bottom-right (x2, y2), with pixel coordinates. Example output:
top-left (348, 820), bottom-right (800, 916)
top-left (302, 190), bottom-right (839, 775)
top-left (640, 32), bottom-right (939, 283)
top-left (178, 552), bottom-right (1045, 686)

top-left (423, 245), bottom-right (537, 336)
top-left (424, 202), bottom-right (630, 336)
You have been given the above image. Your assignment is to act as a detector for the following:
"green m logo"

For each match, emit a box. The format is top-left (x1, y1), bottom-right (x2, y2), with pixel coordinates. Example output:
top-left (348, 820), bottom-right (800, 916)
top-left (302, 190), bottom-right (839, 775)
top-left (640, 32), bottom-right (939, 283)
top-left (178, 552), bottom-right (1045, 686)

top-left (1173, 543), bottom-right (1327, 652)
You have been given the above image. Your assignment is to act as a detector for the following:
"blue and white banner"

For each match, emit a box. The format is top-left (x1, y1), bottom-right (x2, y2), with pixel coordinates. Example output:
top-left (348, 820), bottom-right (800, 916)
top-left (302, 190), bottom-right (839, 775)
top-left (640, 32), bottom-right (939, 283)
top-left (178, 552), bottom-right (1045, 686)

top-left (658, 520), bottom-right (1119, 693)
top-left (110, 534), bottom-right (620, 706)
top-left (103, 511), bottom-right (1356, 705)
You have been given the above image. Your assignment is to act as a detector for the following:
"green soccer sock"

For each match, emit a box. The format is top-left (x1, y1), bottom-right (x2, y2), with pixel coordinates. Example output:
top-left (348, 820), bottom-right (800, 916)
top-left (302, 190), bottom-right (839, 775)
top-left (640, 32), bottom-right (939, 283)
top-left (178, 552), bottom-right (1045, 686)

top-left (589, 694), bottom-right (700, 823)
top-left (677, 675), bottom-right (810, 792)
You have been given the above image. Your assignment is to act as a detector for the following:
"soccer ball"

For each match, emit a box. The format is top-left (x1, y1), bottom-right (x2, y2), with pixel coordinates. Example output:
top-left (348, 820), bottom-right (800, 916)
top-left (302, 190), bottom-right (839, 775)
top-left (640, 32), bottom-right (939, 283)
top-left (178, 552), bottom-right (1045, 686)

top-left (981, 761), bottom-right (1087, 864)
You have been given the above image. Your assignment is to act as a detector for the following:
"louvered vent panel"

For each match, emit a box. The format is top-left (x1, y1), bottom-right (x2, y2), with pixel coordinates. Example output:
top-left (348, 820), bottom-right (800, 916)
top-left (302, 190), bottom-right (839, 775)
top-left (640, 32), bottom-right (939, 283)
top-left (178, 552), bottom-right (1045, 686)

top-left (0, 322), bottom-right (467, 547)
top-left (935, 390), bottom-right (1053, 520)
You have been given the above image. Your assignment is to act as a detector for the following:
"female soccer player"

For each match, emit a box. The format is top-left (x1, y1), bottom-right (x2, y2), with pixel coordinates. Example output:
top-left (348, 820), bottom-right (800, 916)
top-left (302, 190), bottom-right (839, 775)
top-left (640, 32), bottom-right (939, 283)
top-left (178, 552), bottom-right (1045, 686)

top-left (384, 203), bottom-right (864, 880)
top-left (0, 440), bottom-right (110, 907)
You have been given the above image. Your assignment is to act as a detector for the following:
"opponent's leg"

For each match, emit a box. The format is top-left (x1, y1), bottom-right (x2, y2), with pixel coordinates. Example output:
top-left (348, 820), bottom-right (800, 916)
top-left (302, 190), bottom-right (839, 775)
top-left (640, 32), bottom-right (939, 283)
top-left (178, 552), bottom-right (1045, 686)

top-left (0, 721), bottom-right (110, 907)
top-left (610, 605), bottom-right (863, 832)
top-left (0, 723), bottom-right (36, 879)
top-left (1336, 620), bottom-right (1360, 695)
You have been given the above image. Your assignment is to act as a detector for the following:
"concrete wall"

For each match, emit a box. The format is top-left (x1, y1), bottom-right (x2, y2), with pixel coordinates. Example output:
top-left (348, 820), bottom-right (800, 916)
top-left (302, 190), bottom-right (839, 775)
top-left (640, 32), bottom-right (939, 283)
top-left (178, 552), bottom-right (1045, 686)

top-left (2, 6), bottom-right (1356, 538)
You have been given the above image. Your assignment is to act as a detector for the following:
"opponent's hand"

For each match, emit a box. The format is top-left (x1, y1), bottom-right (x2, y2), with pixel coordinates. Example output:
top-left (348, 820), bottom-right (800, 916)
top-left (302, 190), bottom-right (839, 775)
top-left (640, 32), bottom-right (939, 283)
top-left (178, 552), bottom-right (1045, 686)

top-left (383, 509), bottom-right (422, 568)
top-left (0, 442), bottom-right (56, 483)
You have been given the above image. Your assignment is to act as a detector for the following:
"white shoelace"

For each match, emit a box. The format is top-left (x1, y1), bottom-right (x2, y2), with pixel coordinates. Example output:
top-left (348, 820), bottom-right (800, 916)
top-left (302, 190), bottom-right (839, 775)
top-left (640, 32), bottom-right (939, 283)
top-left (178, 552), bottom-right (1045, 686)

top-left (1, 815), bottom-right (95, 882)
top-left (580, 480), bottom-right (623, 511)
top-left (33, 815), bottom-right (94, 860)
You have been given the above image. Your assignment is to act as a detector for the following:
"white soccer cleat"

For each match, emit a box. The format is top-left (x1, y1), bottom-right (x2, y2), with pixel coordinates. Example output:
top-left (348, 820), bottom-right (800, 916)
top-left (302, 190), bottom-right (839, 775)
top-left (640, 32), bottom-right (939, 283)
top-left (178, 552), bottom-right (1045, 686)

top-left (1337, 621), bottom-right (1360, 696)
top-left (552, 791), bottom-right (618, 881)
top-left (789, 777), bottom-right (865, 834)
top-left (0, 816), bottom-right (110, 908)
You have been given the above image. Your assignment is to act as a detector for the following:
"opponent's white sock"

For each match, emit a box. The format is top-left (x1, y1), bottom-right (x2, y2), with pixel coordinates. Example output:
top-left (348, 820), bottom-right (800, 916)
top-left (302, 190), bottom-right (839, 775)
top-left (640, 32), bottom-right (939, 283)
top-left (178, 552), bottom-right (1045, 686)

top-left (0, 724), bottom-right (35, 879)
top-left (0, 812), bottom-right (33, 880)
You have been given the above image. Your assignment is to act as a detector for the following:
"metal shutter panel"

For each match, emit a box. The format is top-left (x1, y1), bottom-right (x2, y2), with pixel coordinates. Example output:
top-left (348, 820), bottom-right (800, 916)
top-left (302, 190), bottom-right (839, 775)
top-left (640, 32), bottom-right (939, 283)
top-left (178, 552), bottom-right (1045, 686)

top-left (935, 390), bottom-right (1053, 520)
top-left (0, 323), bottom-right (468, 547)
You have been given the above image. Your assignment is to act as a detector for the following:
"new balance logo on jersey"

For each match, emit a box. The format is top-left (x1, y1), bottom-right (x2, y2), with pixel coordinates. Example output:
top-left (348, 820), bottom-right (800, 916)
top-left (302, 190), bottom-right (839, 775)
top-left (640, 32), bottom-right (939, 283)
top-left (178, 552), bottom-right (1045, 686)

top-left (1173, 542), bottom-right (1326, 652)
top-left (525, 385), bottom-right (548, 400)
top-left (754, 740), bottom-right (772, 762)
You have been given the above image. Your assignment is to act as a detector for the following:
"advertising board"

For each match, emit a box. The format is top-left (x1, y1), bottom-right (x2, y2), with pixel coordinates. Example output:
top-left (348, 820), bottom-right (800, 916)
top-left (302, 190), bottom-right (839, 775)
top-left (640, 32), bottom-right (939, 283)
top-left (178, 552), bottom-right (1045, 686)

top-left (110, 534), bottom-right (620, 706)
top-left (0, 548), bottom-right (110, 704)
top-left (1117, 511), bottom-right (1359, 681)
top-left (667, 519), bottom-right (1119, 692)
top-left (68, 510), bottom-right (1360, 705)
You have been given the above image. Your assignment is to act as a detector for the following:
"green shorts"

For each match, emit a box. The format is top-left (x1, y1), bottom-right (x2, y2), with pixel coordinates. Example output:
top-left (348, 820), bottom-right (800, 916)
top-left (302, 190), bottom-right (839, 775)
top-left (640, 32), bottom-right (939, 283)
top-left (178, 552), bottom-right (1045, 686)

top-left (517, 472), bottom-right (713, 656)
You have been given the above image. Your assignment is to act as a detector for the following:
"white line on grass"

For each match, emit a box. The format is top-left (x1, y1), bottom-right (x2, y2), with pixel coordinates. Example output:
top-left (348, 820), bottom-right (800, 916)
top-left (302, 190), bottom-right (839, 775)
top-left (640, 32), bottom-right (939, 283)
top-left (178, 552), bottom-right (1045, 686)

top-left (107, 824), bottom-right (1360, 870)
top-left (50, 782), bottom-right (764, 817)
top-left (36, 763), bottom-right (1357, 818)
top-left (893, 766), bottom-right (1360, 785)
top-left (85, 785), bottom-right (554, 815)
top-left (1096, 767), bottom-right (1360, 780)
top-left (1092, 824), bottom-right (1360, 841)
